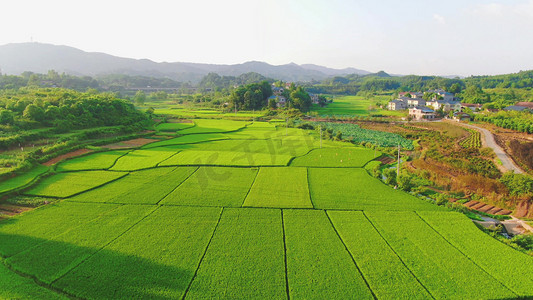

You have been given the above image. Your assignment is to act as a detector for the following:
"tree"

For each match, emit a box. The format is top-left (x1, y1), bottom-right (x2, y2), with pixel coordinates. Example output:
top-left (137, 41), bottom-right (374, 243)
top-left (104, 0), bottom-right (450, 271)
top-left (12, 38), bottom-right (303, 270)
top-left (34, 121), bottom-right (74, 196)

top-left (134, 90), bottom-right (146, 105)
top-left (0, 109), bottom-right (14, 125)
top-left (290, 87), bottom-right (312, 112)
top-left (23, 104), bottom-right (45, 122)
top-left (449, 83), bottom-right (462, 94)
top-left (268, 97), bottom-right (277, 109)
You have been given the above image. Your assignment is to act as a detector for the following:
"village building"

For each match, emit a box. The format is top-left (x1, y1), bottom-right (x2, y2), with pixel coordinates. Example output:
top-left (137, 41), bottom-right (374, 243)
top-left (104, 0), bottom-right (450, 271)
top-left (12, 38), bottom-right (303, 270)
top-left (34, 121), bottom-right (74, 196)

top-left (409, 107), bottom-right (436, 120)
top-left (427, 100), bottom-right (462, 112)
top-left (503, 105), bottom-right (530, 112)
top-left (388, 99), bottom-right (407, 110)
top-left (452, 111), bottom-right (472, 121)
top-left (461, 103), bottom-right (483, 112)
top-left (407, 98), bottom-right (426, 108)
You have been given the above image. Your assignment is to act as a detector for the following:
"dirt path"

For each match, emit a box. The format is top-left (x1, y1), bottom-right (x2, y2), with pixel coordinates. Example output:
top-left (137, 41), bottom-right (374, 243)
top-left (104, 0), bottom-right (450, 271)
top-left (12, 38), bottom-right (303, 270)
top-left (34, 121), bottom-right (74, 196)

top-left (450, 121), bottom-right (524, 174)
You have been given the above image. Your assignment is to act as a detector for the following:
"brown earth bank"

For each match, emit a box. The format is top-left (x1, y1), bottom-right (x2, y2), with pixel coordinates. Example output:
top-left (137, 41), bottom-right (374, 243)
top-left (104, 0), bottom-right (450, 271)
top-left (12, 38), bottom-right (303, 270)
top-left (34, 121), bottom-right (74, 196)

top-left (359, 121), bottom-right (533, 218)
top-left (0, 203), bottom-right (33, 217)
top-left (42, 148), bottom-right (92, 166)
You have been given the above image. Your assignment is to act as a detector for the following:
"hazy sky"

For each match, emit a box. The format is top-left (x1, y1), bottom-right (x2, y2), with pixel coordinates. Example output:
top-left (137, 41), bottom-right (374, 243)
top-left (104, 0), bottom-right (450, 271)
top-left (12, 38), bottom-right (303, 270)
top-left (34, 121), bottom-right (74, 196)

top-left (2, 0), bottom-right (533, 76)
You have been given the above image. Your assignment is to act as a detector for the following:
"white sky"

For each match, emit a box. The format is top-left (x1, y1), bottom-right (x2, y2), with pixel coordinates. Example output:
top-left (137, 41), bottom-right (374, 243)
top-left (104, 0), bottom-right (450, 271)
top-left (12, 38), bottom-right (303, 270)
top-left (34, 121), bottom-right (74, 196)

top-left (1, 0), bottom-right (533, 76)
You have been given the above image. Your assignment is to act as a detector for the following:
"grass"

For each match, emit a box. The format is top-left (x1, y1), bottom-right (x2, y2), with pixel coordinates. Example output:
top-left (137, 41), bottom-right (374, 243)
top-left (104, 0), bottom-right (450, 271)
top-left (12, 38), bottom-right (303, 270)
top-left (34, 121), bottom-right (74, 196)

top-left (56, 150), bottom-right (128, 172)
top-left (290, 147), bottom-right (378, 167)
top-left (67, 167), bottom-right (197, 204)
top-left (244, 167), bottom-right (312, 208)
top-left (5, 205), bottom-right (155, 284)
top-left (24, 170), bottom-right (128, 198)
top-left (53, 206), bottom-right (222, 299)
top-left (185, 208), bottom-right (286, 299)
top-left (417, 211), bottom-right (533, 297)
top-left (283, 209), bottom-right (374, 299)
top-left (366, 211), bottom-right (516, 299)
top-left (328, 211), bottom-right (432, 299)
top-left (110, 149), bottom-right (177, 171)
top-left (0, 164), bottom-right (49, 194)
top-left (308, 168), bottom-right (441, 210)
top-left (161, 167), bottom-right (258, 207)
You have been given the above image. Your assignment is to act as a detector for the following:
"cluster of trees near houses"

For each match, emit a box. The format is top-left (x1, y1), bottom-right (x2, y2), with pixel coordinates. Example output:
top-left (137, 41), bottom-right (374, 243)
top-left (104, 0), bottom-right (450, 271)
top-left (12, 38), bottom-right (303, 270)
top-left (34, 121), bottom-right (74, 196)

top-left (228, 81), bottom-right (312, 112)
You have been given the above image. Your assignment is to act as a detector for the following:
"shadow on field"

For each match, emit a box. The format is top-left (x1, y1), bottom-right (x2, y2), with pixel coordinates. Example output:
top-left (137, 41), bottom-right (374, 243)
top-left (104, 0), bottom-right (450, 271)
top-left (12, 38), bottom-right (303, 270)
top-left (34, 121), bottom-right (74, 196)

top-left (0, 232), bottom-right (196, 299)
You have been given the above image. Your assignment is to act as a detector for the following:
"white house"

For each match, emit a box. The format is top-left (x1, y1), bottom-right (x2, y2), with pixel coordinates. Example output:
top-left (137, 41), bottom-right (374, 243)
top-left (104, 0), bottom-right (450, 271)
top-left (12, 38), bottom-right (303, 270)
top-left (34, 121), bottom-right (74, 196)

top-left (409, 107), bottom-right (436, 120)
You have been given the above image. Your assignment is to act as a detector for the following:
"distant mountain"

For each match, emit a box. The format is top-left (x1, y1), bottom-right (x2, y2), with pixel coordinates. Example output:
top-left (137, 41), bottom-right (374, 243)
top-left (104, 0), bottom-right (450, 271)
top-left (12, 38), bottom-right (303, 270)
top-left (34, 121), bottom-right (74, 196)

top-left (0, 43), bottom-right (370, 83)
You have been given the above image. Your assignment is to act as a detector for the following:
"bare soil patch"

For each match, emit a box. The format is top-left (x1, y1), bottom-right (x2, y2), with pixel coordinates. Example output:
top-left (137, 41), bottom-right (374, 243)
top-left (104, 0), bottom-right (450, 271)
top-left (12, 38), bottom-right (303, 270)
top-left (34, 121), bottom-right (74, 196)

top-left (0, 203), bottom-right (33, 217)
top-left (43, 148), bottom-right (92, 166)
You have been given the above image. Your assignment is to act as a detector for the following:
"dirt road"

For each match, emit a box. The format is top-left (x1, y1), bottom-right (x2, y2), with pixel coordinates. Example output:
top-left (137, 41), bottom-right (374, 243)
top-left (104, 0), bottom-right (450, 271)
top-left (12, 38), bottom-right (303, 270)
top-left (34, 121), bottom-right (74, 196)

top-left (455, 122), bottom-right (524, 174)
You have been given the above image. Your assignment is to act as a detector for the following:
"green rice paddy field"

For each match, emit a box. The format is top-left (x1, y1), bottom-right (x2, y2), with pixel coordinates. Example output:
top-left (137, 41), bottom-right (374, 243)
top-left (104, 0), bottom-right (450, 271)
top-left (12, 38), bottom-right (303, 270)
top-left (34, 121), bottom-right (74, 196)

top-left (0, 120), bottom-right (531, 299)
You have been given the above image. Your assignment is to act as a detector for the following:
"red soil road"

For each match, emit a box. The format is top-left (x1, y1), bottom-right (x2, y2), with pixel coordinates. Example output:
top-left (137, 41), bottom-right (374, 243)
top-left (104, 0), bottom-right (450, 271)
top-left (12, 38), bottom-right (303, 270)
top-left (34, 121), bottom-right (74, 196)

top-left (43, 149), bottom-right (92, 166)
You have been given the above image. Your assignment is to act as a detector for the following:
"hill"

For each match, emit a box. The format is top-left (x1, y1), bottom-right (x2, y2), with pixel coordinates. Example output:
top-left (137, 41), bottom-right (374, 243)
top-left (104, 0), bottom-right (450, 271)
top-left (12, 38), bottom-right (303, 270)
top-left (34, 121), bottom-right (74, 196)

top-left (0, 43), bottom-right (370, 83)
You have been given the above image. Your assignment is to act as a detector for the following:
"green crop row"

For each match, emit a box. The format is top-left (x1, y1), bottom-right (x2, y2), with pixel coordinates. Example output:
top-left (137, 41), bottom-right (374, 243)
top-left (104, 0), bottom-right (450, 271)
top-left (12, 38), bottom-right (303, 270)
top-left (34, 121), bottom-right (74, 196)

top-left (0, 164), bottom-right (49, 195)
top-left (243, 167), bottom-right (312, 208)
top-left (366, 211), bottom-right (516, 299)
top-left (0, 262), bottom-right (67, 299)
top-left (53, 206), bottom-right (222, 299)
top-left (290, 147), bottom-right (379, 168)
top-left (159, 150), bottom-right (293, 167)
top-left (6, 205), bottom-right (155, 284)
top-left (161, 167), bottom-right (258, 207)
top-left (67, 167), bottom-right (197, 204)
top-left (56, 150), bottom-right (129, 172)
top-left (110, 149), bottom-right (178, 171)
top-left (283, 209), bottom-right (374, 299)
top-left (459, 128), bottom-right (482, 149)
top-left (24, 170), bottom-right (128, 198)
top-left (185, 208), bottom-right (286, 299)
top-left (328, 211), bottom-right (432, 299)
top-left (417, 211), bottom-right (533, 297)
top-left (178, 119), bottom-right (249, 134)
top-left (308, 168), bottom-right (441, 211)
top-left (0, 202), bottom-right (121, 257)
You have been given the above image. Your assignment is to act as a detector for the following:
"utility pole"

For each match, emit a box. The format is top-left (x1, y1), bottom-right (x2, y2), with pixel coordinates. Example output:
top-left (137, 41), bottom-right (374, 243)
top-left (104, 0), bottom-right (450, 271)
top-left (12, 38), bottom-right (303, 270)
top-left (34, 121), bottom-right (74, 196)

top-left (285, 118), bottom-right (288, 136)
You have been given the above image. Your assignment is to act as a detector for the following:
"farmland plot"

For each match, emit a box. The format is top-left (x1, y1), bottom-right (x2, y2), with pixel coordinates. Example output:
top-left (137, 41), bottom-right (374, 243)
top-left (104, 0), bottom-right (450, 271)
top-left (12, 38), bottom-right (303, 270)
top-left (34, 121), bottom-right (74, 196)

top-left (178, 119), bottom-right (248, 134)
top-left (110, 149), bottom-right (178, 171)
top-left (185, 208), bottom-right (286, 299)
top-left (67, 167), bottom-right (197, 204)
top-left (0, 262), bottom-right (67, 299)
top-left (328, 211), bottom-right (432, 299)
top-left (0, 202), bottom-right (120, 257)
top-left (366, 211), bottom-right (516, 299)
top-left (159, 150), bottom-right (292, 167)
top-left (283, 209), bottom-right (373, 299)
top-left (291, 147), bottom-right (378, 167)
top-left (53, 206), bottom-right (222, 299)
top-left (308, 168), bottom-right (440, 211)
top-left (55, 150), bottom-right (128, 172)
top-left (161, 167), bottom-right (257, 207)
top-left (417, 211), bottom-right (533, 297)
top-left (244, 167), bottom-right (312, 208)
top-left (5, 205), bottom-right (155, 284)
top-left (142, 133), bottom-right (227, 149)
top-left (24, 170), bottom-right (127, 198)
top-left (0, 164), bottom-right (48, 194)
top-left (156, 122), bottom-right (194, 132)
